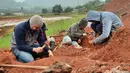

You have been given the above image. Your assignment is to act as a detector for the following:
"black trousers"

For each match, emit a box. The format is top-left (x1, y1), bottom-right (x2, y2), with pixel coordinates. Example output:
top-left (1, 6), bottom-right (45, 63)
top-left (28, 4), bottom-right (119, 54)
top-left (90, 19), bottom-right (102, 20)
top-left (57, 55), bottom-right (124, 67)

top-left (91, 22), bottom-right (112, 43)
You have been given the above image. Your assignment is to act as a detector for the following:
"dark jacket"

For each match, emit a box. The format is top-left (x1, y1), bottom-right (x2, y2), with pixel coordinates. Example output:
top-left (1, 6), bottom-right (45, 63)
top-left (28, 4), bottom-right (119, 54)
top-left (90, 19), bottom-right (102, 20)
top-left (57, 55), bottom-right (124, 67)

top-left (10, 20), bottom-right (46, 53)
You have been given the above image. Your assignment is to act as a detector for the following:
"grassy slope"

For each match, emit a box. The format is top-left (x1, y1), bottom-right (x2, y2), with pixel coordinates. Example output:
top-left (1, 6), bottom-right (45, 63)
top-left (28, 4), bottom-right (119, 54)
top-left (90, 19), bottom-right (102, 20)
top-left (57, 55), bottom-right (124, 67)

top-left (0, 34), bottom-right (11, 48)
top-left (0, 13), bottom-right (84, 48)
top-left (46, 14), bottom-right (84, 35)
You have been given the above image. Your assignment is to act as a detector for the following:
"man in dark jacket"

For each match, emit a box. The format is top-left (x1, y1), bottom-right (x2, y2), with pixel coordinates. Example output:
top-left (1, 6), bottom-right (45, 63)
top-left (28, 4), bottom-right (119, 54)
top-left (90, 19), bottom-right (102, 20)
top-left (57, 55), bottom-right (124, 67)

top-left (10, 15), bottom-right (53, 63)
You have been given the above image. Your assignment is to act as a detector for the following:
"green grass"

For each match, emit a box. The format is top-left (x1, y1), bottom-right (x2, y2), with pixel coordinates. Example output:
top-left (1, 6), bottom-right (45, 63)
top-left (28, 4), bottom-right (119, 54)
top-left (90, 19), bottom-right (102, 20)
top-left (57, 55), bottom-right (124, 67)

top-left (0, 12), bottom-right (82, 19)
top-left (0, 34), bottom-right (11, 48)
top-left (0, 13), bottom-right (85, 48)
top-left (0, 26), bottom-right (14, 48)
top-left (46, 14), bottom-right (84, 35)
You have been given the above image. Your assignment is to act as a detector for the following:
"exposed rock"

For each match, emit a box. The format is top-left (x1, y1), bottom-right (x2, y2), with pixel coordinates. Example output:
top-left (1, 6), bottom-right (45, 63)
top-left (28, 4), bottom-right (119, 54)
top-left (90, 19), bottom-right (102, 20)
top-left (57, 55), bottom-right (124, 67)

top-left (42, 61), bottom-right (72, 73)
top-left (0, 67), bottom-right (8, 73)
top-left (105, 66), bottom-right (130, 73)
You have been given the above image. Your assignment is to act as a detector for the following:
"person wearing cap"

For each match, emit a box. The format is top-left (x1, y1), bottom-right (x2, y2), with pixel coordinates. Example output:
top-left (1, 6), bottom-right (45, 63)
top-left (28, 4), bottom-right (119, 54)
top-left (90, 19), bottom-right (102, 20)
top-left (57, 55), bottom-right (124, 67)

top-left (86, 10), bottom-right (124, 44)
top-left (61, 18), bottom-right (87, 49)
top-left (10, 15), bottom-right (53, 63)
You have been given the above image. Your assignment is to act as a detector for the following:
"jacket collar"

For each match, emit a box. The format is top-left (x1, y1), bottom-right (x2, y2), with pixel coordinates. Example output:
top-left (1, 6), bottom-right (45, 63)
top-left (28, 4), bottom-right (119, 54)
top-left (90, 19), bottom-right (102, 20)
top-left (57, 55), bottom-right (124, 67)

top-left (25, 19), bottom-right (32, 31)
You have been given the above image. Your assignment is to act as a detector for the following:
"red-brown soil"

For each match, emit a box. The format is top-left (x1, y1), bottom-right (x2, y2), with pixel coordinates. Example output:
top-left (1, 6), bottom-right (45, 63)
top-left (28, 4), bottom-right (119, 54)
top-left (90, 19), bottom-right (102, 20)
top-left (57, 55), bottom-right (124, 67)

top-left (1, 27), bottom-right (130, 73)
top-left (90, 27), bottom-right (130, 63)
top-left (1, 0), bottom-right (130, 73)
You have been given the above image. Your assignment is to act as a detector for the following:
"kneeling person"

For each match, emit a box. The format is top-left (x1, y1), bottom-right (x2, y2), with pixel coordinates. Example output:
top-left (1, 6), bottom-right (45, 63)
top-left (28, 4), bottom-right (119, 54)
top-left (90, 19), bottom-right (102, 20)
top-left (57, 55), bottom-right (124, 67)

top-left (10, 15), bottom-right (53, 63)
top-left (61, 18), bottom-right (87, 49)
top-left (86, 10), bottom-right (124, 44)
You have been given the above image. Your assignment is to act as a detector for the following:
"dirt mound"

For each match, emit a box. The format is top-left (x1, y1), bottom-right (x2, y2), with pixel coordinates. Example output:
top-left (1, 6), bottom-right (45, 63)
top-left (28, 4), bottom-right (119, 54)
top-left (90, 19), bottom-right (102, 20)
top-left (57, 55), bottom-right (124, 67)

top-left (0, 27), bottom-right (130, 73)
top-left (103, 0), bottom-right (130, 11)
top-left (102, 0), bottom-right (130, 14)
top-left (91, 27), bottom-right (130, 63)
top-left (1, 0), bottom-right (130, 72)
top-left (80, 36), bottom-right (90, 47)
top-left (122, 15), bottom-right (130, 27)
top-left (102, 0), bottom-right (130, 27)
top-left (0, 50), bottom-right (12, 64)
top-left (54, 45), bottom-right (89, 57)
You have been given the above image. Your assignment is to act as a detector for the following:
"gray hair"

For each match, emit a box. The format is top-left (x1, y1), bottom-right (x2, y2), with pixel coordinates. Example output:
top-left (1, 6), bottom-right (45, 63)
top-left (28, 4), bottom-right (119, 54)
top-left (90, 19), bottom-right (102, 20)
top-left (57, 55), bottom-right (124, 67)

top-left (30, 15), bottom-right (43, 27)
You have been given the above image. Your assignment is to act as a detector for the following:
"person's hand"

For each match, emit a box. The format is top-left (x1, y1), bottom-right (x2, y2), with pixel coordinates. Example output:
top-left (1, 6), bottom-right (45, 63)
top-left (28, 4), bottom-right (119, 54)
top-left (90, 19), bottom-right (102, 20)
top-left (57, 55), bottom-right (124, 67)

top-left (48, 50), bottom-right (54, 57)
top-left (45, 41), bottom-right (50, 45)
top-left (83, 33), bottom-right (87, 36)
top-left (78, 39), bottom-right (81, 44)
top-left (88, 34), bottom-right (94, 40)
top-left (33, 47), bottom-right (43, 54)
top-left (89, 40), bottom-right (93, 45)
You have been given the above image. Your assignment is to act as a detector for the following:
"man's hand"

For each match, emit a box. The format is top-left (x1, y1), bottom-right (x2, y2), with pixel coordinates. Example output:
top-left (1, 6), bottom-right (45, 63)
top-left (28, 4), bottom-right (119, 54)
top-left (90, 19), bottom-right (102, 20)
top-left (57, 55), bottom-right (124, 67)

top-left (48, 50), bottom-right (53, 57)
top-left (33, 47), bottom-right (43, 54)
top-left (78, 39), bottom-right (81, 44)
top-left (89, 40), bottom-right (93, 45)
top-left (44, 41), bottom-right (50, 45)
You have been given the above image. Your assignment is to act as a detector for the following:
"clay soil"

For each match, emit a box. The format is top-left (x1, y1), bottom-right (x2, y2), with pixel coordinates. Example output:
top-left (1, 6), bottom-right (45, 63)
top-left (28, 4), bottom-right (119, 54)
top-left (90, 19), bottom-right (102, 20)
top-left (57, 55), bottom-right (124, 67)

top-left (1, 27), bottom-right (130, 73)
top-left (1, 0), bottom-right (130, 73)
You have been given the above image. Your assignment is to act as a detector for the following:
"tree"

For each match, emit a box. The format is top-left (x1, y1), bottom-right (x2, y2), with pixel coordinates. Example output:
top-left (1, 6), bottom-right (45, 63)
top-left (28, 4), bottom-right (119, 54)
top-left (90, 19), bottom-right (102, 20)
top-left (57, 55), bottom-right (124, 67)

top-left (42, 8), bottom-right (48, 14)
top-left (75, 5), bottom-right (83, 10)
top-left (83, 0), bottom-right (102, 11)
top-left (75, 5), bottom-right (85, 12)
top-left (64, 7), bottom-right (73, 13)
top-left (21, 7), bottom-right (23, 11)
top-left (52, 4), bottom-right (63, 15)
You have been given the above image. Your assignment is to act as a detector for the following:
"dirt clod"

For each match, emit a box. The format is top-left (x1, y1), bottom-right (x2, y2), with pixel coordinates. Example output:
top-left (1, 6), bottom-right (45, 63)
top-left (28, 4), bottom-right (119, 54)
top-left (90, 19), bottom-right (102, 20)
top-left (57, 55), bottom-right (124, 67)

top-left (0, 56), bottom-right (11, 64)
top-left (42, 61), bottom-right (72, 73)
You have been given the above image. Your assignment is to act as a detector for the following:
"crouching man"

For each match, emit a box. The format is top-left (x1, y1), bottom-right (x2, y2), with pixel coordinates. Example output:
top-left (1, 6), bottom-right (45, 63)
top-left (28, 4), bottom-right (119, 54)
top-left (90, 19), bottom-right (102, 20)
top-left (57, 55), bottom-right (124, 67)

top-left (10, 15), bottom-right (53, 63)
top-left (86, 10), bottom-right (124, 44)
top-left (61, 18), bottom-right (87, 49)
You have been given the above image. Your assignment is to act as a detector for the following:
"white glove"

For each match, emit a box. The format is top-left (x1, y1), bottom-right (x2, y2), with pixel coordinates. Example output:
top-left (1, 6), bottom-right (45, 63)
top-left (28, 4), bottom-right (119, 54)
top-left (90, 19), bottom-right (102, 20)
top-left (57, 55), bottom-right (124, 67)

top-left (83, 33), bottom-right (87, 36)
top-left (47, 36), bottom-right (55, 42)
top-left (48, 50), bottom-right (54, 57)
